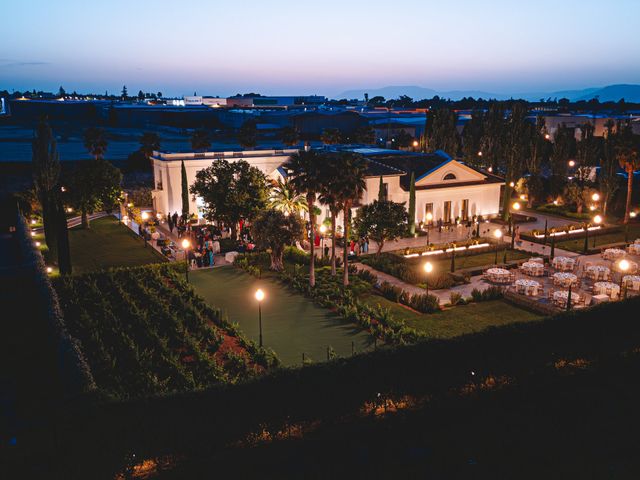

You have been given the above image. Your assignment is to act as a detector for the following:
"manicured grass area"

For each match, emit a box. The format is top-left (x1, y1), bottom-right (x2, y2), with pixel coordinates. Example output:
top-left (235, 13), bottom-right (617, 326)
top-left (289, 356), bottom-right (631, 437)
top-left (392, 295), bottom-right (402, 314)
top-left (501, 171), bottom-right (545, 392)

top-left (552, 224), bottom-right (640, 253)
top-left (416, 248), bottom-right (530, 272)
top-left (361, 295), bottom-right (543, 339)
top-left (190, 267), bottom-right (374, 366)
top-left (68, 215), bottom-right (166, 274)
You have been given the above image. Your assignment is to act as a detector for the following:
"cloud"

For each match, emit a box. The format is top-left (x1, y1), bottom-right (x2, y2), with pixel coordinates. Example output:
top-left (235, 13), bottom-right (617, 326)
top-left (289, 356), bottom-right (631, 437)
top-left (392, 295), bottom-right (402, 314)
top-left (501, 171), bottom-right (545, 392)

top-left (0, 60), bottom-right (50, 68)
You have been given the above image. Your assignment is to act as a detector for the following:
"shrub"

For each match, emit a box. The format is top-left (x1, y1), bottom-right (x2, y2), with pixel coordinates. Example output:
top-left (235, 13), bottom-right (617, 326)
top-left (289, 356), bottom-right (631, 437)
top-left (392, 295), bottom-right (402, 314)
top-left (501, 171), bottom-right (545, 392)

top-left (450, 292), bottom-right (465, 306)
top-left (408, 293), bottom-right (440, 313)
top-left (379, 281), bottom-right (404, 303)
top-left (470, 286), bottom-right (504, 302)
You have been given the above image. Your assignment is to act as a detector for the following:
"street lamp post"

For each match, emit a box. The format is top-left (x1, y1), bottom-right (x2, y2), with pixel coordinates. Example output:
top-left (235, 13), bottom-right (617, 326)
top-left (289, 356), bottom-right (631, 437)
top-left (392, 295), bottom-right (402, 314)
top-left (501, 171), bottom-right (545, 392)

top-left (494, 229), bottom-right (503, 265)
top-left (319, 224), bottom-right (327, 256)
top-left (618, 259), bottom-right (630, 300)
top-left (592, 214), bottom-right (602, 248)
top-left (424, 261), bottom-right (433, 296)
top-left (255, 288), bottom-right (265, 347)
top-left (141, 211), bottom-right (149, 247)
top-left (425, 212), bottom-right (433, 245)
top-left (182, 238), bottom-right (190, 282)
top-left (511, 202), bottom-right (520, 250)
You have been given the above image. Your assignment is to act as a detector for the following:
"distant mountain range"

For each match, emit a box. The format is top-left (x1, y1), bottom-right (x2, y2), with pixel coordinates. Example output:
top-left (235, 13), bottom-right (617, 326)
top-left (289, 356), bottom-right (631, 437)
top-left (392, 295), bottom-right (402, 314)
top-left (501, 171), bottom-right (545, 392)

top-left (335, 84), bottom-right (640, 103)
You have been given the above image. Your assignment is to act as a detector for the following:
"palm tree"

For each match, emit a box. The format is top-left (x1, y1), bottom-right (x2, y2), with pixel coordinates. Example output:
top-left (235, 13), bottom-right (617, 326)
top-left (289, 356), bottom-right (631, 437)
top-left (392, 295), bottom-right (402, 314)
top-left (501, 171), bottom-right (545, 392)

top-left (284, 150), bottom-right (324, 287)
top-left (616, 123), bottom-right (640, 224)
top-left (269, 178), bottom-right (308, 216)
top-left (83, 127), bottom-right (107, 160)
top-left (319, 154), bottom-right (343, 276)
top-left (334, 152), bottom-right (367, 286)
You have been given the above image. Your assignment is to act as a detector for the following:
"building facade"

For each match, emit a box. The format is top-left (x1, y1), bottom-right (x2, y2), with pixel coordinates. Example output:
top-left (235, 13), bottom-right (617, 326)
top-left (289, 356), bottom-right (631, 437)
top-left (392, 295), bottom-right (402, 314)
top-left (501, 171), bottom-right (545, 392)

top-left (151, 148), bottom-right (504, 225)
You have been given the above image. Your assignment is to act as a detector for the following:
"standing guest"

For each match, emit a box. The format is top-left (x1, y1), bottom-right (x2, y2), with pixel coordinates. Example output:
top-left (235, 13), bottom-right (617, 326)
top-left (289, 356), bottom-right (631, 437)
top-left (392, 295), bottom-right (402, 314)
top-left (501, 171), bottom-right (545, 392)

top-left (172, 212), bottom-right (179, 229)
top-left (324, 244), bottom-right (329, 258)
top-left (364, 237), bottom-right (369, 253)
top-left (167, 214), bottom-right (174, 233)
top-left (208, 246), bottom-right (215, 266)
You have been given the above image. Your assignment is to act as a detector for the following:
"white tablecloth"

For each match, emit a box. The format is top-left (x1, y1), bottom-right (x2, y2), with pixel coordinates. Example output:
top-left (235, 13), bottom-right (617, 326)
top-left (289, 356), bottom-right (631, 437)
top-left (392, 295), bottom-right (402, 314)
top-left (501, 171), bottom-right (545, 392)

top-left (553, 272), bottom-right (578, 287)
top-left (553, 290), bottom-right (580, 306)
top-left (585, 265), bottom-right (610, 281)
top-left (552, 256), bottom-right (575, 272)
top-left (485, 267), bottom-right (511, 284)
top-left (515, 279), bottom-right (541, 296)
top-left (602, 248), bottom-right (626, 261)
top-left (623, 275), bottom-right (640, 291)
top-left (529, 257), bottom-right (544, 264)
top-left (628, 244), bottom-right (640, 256)
top-left (521, 261), bottom-right (545, 276)
top-left (225, 251), bottom-right (239, 263)
top-left (593, 281), bottom-right (620, 299)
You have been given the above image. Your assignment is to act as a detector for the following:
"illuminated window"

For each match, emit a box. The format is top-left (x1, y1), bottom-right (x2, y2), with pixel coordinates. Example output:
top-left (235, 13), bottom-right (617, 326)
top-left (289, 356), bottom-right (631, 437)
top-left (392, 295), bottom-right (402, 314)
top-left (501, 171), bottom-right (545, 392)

top-left (443, 173), bottom-right (457, 181)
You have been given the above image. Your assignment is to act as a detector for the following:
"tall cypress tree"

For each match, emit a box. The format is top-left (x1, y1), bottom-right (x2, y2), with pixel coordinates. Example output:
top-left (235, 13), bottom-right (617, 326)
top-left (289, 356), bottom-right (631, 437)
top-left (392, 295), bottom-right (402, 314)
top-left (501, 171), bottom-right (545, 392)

top-left (181, 160), bottom-right (190, 218)
top-left (32, 117), bottom-right (61, 260)
top-left (377, 176), bottom-right (385, 201)
top-left (55, 190), bottom-right (72, 274)
top-left (408, 172), bottom-right (416, 235)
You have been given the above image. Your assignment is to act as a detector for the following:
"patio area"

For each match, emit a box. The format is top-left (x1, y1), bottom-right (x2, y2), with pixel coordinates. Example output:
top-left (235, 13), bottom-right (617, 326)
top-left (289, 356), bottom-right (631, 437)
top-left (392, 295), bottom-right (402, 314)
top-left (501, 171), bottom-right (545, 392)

top-left (483, 238), bottom-right (640, 312)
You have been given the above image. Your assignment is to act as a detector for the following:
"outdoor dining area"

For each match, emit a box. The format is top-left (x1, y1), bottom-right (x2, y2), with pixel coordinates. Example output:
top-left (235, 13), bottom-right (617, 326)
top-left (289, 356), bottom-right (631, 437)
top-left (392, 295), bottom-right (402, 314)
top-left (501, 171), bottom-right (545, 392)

top-left (482, 242), bottom-right (640, 311)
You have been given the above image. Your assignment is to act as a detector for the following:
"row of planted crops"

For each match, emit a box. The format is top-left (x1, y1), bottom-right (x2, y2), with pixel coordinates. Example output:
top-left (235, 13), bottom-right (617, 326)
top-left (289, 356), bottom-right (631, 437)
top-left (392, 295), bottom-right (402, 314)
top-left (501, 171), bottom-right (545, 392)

top-left (53, 264), bottom-right (279, 399)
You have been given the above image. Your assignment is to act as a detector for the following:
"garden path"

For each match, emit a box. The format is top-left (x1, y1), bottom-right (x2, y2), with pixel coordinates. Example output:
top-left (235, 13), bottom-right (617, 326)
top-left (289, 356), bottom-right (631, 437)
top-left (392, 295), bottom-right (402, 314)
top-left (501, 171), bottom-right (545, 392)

top-left (355, 262), bottom-right (491, 305)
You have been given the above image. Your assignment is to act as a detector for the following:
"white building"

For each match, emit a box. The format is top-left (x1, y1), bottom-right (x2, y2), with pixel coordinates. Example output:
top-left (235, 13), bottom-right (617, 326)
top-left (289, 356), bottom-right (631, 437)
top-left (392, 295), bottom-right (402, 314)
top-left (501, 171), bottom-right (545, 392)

top-left (151, 148), bottom-right (504, 225)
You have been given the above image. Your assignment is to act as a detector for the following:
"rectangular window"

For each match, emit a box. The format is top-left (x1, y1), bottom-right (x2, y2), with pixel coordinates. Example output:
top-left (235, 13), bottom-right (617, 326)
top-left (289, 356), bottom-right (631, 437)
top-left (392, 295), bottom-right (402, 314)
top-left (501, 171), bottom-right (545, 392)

top-left (156, 170), bottom-right (163, 190)
top-left (443, 201), bottom-right (452, 223)
top-left (425, 203), bottom-right (434, 223)
top-left (462, 199), bottom-right (469, 221)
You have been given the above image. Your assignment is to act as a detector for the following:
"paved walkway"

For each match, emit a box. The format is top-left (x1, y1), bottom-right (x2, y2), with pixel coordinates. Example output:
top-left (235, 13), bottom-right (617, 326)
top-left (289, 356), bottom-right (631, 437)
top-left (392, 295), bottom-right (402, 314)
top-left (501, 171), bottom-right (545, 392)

top-left (355, 262), bottom-right (490, 305)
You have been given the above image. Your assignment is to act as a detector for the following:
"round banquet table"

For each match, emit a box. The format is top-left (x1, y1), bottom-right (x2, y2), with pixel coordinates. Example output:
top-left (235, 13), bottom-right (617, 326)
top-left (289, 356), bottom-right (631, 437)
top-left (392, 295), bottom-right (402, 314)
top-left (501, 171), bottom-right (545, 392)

top-left (553, 272), bottom-right (578, 287)
top-left (593, 281), bottom-right (621, 299)
top-left (515, 279), bottom-right (541, 296)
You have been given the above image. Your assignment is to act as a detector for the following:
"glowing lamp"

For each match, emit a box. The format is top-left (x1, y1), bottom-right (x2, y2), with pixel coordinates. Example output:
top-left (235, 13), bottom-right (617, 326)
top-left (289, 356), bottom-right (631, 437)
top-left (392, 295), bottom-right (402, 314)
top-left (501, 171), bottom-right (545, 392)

top-left (181, 239), bottom-right (191, 250)
top-left (255, 288), bottom-right (265, 302)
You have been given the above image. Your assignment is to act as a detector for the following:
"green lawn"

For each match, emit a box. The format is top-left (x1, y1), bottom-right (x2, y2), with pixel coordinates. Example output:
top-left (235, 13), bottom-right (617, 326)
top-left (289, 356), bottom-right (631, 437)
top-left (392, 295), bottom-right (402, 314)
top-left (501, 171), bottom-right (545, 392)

top-left (552, 224), bottom-right (640, 253)
top-left (361, 295), bottom-right (543, 339)
top-left (68, 215), bottom-right (166, 274)
top-left (190, 267), bottom-right (374, 366)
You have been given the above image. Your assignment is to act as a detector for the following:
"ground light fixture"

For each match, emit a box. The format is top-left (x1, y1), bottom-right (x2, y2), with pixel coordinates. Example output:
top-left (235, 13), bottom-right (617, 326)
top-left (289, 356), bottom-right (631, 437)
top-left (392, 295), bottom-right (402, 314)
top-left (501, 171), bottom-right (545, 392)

top-left (255, 288), bottom-right (265, 347)
top-left (592, 192), bottom-right (600, 202)
top-left (46, 266), bottom-right (52, 273)
top-left (31, 219), bottom-right (36, 225)
top-left (181, 238), bottom-right (191, 282)
top-left (424, 261), bottom-right (433, 295)
top-left (592, 214), bottom-right (603, 247)
top-left (141, 211), bottom-right (149, 221)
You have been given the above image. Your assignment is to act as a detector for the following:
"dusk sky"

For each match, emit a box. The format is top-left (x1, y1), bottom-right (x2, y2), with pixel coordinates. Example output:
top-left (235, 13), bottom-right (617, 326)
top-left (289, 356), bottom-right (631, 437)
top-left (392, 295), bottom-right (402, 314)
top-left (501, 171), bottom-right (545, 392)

top-left (2, 0), bottom-right (640, 98)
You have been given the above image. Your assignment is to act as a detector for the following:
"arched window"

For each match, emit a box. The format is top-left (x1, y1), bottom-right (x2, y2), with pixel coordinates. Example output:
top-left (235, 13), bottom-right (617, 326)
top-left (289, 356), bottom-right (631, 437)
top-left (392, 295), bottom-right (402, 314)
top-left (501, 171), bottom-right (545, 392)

top-left (443, 173), bottom-right (457, 180)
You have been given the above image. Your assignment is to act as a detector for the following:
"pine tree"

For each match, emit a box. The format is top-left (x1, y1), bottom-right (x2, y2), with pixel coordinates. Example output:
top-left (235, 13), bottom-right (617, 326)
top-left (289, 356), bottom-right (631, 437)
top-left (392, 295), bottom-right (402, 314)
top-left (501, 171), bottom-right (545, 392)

top-left (181, 160), bottom-right (190, 218)
top-left (408, 172), bottom-right (416, 235)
